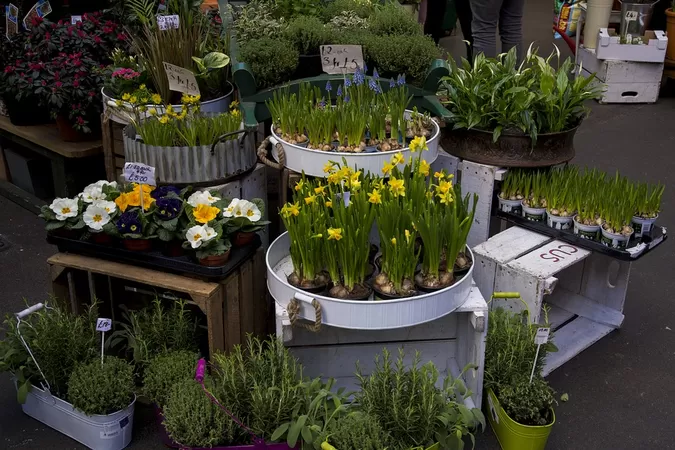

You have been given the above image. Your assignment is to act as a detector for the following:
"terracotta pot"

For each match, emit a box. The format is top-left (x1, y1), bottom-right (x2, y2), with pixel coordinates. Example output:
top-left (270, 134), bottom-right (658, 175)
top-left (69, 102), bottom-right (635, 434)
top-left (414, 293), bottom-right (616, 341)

top-left (122, 238), bottom-right (152, 252)
top-left (199, 250), bottom-right (231, 267)
top-left (55, 115), bottom-right (100, 142)
top-left (233, 231), bottom-right (256, 247)
top-left (667, 9), bottom-right (675, 61)
top-left (162, 240), bottom-right (185, 257)
top-left (90, 231), bottom-right (112, 245)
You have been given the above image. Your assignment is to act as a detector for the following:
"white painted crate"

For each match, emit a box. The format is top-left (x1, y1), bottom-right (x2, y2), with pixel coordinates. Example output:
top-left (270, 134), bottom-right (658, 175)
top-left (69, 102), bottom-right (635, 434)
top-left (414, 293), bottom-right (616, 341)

top-left (473, 227), bottom-right (631, 376)
top-left (595, 29), bottom-right (668, 63)
top-left (275, 284), bottom-right (488, 409)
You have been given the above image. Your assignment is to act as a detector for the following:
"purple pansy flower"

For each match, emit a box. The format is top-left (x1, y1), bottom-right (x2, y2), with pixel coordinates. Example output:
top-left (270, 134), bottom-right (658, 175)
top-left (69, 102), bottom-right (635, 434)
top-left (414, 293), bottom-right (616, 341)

top-left (156, 197), bottom-right (182, 220)
top-left (151, 185), bottom-right (181, 199)
top-left (116, 211), bottom-right (142, 234)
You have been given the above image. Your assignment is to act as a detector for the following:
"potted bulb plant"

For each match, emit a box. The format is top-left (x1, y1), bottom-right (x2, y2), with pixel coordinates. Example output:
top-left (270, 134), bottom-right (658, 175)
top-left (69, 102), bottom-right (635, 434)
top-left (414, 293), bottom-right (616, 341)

top-left (632, 182), bottom-right (664, 238)
top-left (521, 170), bottom-right (547, 222)
top-left (572, 169), bottom-right (605, 241)
top-left (546, 166), bottom-right (577, 230)
top-left (600, 173), bottom-right (635, 249)
top-left (444, 184), bottom-right (478, 276)
top-left (498, 169), bottom-right (524, 215)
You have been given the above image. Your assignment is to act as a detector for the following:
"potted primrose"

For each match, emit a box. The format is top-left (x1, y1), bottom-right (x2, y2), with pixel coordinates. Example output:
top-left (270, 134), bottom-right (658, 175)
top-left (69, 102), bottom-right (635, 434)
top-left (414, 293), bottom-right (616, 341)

top-left (183, 190), bottom-right (232, 266)
top-left (223, 198), bottom-right (270, 247)
top-left (521, 170), bottom-right (547, 222)
top-left (151, 186), bottom-right (190, 257)
top-left (545, 166), bottom-right (577, 231)
top-left (113, 183), bottom-right (158, 251)
top-left (632, 182), bottom-right (664, 238)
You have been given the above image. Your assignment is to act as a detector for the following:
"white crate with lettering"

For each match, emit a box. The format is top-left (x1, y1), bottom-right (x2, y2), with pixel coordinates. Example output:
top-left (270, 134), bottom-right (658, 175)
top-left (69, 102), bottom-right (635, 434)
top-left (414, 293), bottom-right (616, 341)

top-left (473, 227), bottom-right (631, 375)
top-left (275, 285), bottom-right (488, 408)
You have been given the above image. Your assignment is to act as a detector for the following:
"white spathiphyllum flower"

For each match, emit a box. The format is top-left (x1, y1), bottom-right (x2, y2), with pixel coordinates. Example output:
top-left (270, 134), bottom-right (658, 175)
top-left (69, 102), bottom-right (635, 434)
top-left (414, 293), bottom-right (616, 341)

top-left (81, 184), bottom-right (106, 203)
top-left (186, 225), bottom-right (207, 249)
top-left (83, 205), bottom-right (110, 231)
top-left (49, 198), bottom-right (79, 221)
top-left (93, 200), bottom-right (117, 215)
top-left (187, 191), bottom-right (221, 207)
top-left (223, 198), bottom-right (240, 218)
top-left (243, 202), bottom-right (262, 222)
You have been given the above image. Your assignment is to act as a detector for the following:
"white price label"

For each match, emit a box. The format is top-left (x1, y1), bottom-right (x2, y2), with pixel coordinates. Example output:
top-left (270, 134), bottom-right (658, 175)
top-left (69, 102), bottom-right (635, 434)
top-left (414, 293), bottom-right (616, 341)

top-left (124, 162), bottom-right (157, 186)
top-left (96, 318), bottom-right (112, 332)
top-left (71, 15), bottom-right (82, 24)
top-left (320, 45), bottom-right (364, 74)
top-left (157, 14), bottom-right (179, 30)
top-left (487, 394), bottom-right (499, 424)
top-left (163, 62), bottom-right (200, 96)
top-left (534, 327), bottom-right (550, 345)
top-left (624, 10), bottom-right (638, 22)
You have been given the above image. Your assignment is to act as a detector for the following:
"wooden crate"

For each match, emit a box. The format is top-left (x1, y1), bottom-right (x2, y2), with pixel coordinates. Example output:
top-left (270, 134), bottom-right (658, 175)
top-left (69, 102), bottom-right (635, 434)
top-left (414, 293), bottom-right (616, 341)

top-left (473, 226), bottom-right (631, 376)
top-left (275, 285), bottom-right (488, 408)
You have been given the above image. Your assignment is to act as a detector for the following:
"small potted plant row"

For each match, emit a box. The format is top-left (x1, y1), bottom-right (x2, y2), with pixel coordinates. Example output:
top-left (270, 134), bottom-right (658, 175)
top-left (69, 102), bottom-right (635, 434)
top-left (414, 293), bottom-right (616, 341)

top-left (145, 337), bottom-right (483, 449)
top-left (0, 301), bottom-right (136, 450)
top-left (39, 180), bottom-right (269, 267)
top-left (498, 166), bottom-right (664, 249)
top-left (279, 139), bottom-right (477, 300)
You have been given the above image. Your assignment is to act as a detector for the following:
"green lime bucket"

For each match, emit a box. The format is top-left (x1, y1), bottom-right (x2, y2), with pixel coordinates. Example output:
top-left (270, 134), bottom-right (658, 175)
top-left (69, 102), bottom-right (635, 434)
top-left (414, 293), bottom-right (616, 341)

top-left (485, 389), bottom-right (555, 450)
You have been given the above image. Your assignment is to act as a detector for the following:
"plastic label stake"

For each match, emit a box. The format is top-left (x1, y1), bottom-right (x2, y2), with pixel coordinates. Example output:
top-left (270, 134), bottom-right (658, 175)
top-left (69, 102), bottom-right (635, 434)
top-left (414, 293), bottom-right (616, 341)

top-left (96, 318), bottom-right (112, 364)
top-left (530, 327), bottom-right (550, 383)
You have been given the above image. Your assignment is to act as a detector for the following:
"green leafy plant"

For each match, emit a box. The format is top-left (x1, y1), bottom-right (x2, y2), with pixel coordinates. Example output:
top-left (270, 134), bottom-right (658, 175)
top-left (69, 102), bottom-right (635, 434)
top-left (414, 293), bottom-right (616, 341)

top-left (546, 166), bottom-right (578, 217)
top-left (67, 357), bottom-right (135, 416)
top-left (497, 374), bottom-right (556, 426)
top-left (275, 0), bottom-right (323, 18)
top-left (163, 378), bottom-right (236, 447)
top-left (367, 2), bottom-right (422, 36)
top-left (229, 0), bottom-right (287, 45)
top-left (356, 348), bottom-right (484, 449)
top-left (283, 16), bottom-right (327, 55)
top-left (240, 37), bottom-right (299, 89)
top-left (143, 350), bottom-right (200, 408)
top-left (320, 0), bottom-right (377, 21)
top-left (317, 412), bottom-right (395, 450)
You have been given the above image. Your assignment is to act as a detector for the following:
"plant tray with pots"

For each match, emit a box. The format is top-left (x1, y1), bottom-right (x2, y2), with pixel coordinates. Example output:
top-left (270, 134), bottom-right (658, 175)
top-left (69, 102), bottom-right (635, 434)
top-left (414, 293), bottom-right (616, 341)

top-left (495, 209), bottom-right (667, 261)
top-left (123, 125), bottom-right (257, 186)
top-left (16, 381), bottom-right (136, 450)
top-left (46, 234), bottom-right (261, 279)
top-left (269, 111), bottom-right (440, 178)
top-left (440, 124), bottom-right (579, 168)
top-left (266, 232), bottom-right (474, 330)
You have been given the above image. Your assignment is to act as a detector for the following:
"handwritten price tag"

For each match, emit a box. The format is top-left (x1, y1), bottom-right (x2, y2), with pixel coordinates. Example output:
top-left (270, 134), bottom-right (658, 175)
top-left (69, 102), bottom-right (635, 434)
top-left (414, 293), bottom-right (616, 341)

top-left (624, 10), bottom-right (638, 22)
top-left (96, 318), bottom-right (112, 332)
top-left (534, 327), bottom-right (550, 345)
top-left (320, 45), bottom-right (364, 74)
top-left (163, 62), bottom-right (200, 96)
top-left (71, 15), bottom-right (82, 24)
top-left (157, 14), bottom-right (179, 30)
top-left (124, 162), bottom-right (156, 186)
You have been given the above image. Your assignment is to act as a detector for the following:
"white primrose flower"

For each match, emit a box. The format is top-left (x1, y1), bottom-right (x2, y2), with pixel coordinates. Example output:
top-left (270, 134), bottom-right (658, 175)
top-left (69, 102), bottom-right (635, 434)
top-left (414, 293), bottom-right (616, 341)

top-left (185, 225), bottom-right (217, 249)
top-left (80, 184), bottom-right (106, 203)
top-left (232, 200), bottom-right (251, 218)
top-left (94, 180), bottom-right (118, 189)
top-left (223, 198), bottom-right (240, 218)
top-left (83, 205), bottom-right (110, 231)
top-left (242, 202), bottom-right (262, 222)
top-left (187, 191), bottom-right (221, 207)
top-left (93, 200), bottom-right (117, 214)
top-left (49, 198), bottom-right (79, 221)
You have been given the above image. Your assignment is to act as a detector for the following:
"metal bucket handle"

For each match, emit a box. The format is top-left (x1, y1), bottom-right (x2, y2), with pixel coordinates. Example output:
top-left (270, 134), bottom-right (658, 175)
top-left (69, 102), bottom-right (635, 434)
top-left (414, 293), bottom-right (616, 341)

top-left (15, 303), bottom-right (53, 393)
top-left (211, 129), bottom-right (250, 156)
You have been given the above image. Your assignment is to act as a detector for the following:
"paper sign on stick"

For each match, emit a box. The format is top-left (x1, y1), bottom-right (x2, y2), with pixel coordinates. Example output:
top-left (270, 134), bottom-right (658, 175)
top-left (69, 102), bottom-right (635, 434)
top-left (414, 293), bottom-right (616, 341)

top-left (96, 318), bottom-right (112, 332)
top-left (163, 62), bottom-right (200, 96)
top-left (157, 14), bottom-right (179, 30)
top-left (320, 45), bottom-right (364, 74)
top-left (534, 327), bottom-right (550, 345)
top-left (124, 162), bottom-right (156, 186)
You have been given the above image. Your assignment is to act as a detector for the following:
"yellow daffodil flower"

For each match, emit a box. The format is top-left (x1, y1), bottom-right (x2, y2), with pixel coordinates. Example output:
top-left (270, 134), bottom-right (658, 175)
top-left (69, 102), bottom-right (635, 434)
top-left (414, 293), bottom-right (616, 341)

top-left (305, 194), bottom-right (316, 205)
top-left (327, 228), bottom-right (343, 241)
top-left (438, 180), bottom-right (453, 194)
top-left (148, 108), bottom-right (157, 116)
top-left (158, 115), bottom-right (170, 124)
top-left (434, 171), bottom-right (445, 179)
top-left (129, 96), bottom-right (138, 105)
top-left (409, 135), bottom-right (428, 152)
top-left (151, 94), bottom-right (162, 104)
top-left (314, 185), bottom-right (326, 195)
top-left (122, 93), bottom-right (131, 101)
top-left (405, 229), bottom-right (411, 243)
top-left (438, 191), bottom-right (454, 205)
top-left (323, 161), bottom-right (336, 173)
top-left (193, 204), bottom-right (220, 224)
top-left (382, 162), bottom-right (393, 175)
top-left (295, 180), bottom-right (305, 192)
top-left (419, 159), bottom-right (430, 176)
top-left (391, 152), bottom-right (405, 166)
top-left (368, 189), bottom-right (382, 204)
top-left (139, 84), bottom-right (146, 90)
top-left (230, 100), bottom-right (239, 110)
top-left (325, 200), bottom-right (333, 208)
top-left (349, 172), bottom-right (362, 190)
top-left (391, 237), bottom-right (397, 245)
top-left (388, 177), bottom-right (406, 197)
top-left (327, 173), bottom-right (340, 184)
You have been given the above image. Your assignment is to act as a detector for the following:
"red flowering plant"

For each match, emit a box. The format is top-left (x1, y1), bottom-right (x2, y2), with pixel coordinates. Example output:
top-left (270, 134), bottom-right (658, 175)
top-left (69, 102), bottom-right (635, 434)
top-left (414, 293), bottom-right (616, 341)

top-left (103, 49), bottom-right (150, 99)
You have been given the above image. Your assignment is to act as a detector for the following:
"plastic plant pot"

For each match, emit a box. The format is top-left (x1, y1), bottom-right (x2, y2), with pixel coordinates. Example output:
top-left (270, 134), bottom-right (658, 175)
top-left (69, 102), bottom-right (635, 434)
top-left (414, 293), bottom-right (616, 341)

top-left (521, 202), bottom-right (546, 222)
top-left (498, 197), bottom-right (522, 215)
top-left (600, 225), bottom-right (632, 249)
top-left (631, 214), bottom-right (657, 238)
top-left (573, 215), bottom-right (600, 241)
top-left (546, 211), bottom-right (574, 230)
top-left (486, 389), bottom-right (554, 450)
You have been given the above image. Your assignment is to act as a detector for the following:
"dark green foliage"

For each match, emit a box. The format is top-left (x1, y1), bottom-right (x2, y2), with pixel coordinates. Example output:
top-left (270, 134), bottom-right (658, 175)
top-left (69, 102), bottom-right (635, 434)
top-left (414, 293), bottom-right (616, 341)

top-left (363, 34), bottom-right (440, 85)
top-left (498, 375), bottom-right (556, 426)
top-left (240, 38), bottom-right (299, 89)
top-left (318, 412), bottom-right (394, 450)
top-left (67, 357), bottom-right (135, 416)
top-left (163, 378), bottom-right (236, 447)
top-left (368, 3), bottom-right (422, 36)
top-left (143, 350), bottom-right (200, 408)
top-left (283, 15), bottom-right (327, 55)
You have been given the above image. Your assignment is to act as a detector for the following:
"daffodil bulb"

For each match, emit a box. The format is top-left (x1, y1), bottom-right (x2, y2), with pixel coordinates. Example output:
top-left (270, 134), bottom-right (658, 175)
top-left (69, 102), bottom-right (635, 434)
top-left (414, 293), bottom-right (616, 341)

top-left (93, 200), bottom-right (117, 215)
top-left (187, 191), bottom-right (221, 207)
top-left (50, 198), bottom-right (79, 221)
top-left (185, 224), bottom-right (217, 249)
top-left (83, 205), bottom-right (111, 231)
top-left (80, 184), bottom-right (106, 203)
top-left (223, 198), bottom-right (240, 218)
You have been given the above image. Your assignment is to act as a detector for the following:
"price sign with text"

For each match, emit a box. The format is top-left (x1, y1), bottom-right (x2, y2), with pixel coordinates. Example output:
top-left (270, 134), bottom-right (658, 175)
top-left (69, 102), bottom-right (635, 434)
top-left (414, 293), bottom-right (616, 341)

top-left (163, 62), bottom-right (200, 96)
top-left (157, 14), bottom-right (179, 30)
top-left (624, 10), bottom-right (638, 22)
top-left (534, 327), bottom-right (550, 345)
top-left (6, 4), bottom-right (19, 40)
top-left (124, 162), bottom-right (156, 186)
top-left (71, 15), bottom-right (82, 24)
top-left (96, 318), bottom-right (112, 332)
top-left (320, 45), bottom-right (364, 74)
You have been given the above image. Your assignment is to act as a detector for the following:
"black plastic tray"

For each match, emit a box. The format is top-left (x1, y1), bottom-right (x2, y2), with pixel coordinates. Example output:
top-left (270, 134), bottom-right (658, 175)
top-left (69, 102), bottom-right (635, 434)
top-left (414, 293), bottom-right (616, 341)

top-left (495, 210), bottom-right (667, 261)
top-left (47, 235), bottom-right (261, 279)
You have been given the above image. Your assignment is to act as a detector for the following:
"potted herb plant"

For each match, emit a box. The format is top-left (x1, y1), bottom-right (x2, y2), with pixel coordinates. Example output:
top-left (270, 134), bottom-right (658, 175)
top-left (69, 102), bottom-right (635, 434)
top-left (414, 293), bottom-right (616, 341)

top-left (438, 47), bottom-right (604, 167)
top-left (521, 170), bottom-right (547, 222)
top-left (223, 198), bottom-right (270, 247)
top-left (546, 166), bottom-right (577, 230)
top-left (67, 357), bottom-right (136, 416)
top-left (283, 15), bottom-right (327, 79)
top-left (632, 181), bottom-right (664, 238)
top-left (484, 306), bottom-right (557, 450)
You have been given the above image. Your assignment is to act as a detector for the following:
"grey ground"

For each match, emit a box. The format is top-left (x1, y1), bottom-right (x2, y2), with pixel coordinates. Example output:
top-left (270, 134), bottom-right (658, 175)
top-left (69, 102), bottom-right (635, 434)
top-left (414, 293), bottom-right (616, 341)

top-left (2, 1), bottom-right (675, 448)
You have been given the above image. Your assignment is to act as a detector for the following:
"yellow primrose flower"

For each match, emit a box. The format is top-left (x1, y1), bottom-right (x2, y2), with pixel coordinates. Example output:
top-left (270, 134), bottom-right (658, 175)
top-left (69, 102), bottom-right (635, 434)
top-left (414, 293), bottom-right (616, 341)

top-left (148, 108), bottom-right (157, 116)
top-left (122, 93), bottom-right (131, 101)
top-left (314, 184), bottom-right (326, 195)
top-left (305, 194), bottom-right (316, 205)
top-left (133, 183), bottom-right (155, 194)
top-left (434, 171), bottom-right (445, 179)
top-left (151, 94), bottom-right (162, 104)
top-left (405, 229), bottom-right (411, 243)
top-left (323, 161), bottom-right (336, 174)
top-left (129, 96), bottom-right (138, 105)
top-left (368, 189), bottom-right (382, 204)
top-left (391, 237), bottom-right (397, 245)
top-left (391, 152), bottom-right (405, 166)
top-left (325, 200), bottom-right (332, 208)
top-left (115, 193), bottom-right (129, 212)
top-left (158, 115), bottom-right (170, 124)
top-left (382, 162), bottom-right (393, 175)
top-left (388, 177), bottom-right (406, 197)
top-left (438, 180), bottom-right (453, 194)
top-left (419, 159), bottom-right (430, 176)
top-left (295, 180), bottom-right (305, 192)
top-left (409, 136), bottom-right (428, 152)
top-left (193, 204), bottom-right (220, 223)
top-left (327, 228), bottom-right (343, 241)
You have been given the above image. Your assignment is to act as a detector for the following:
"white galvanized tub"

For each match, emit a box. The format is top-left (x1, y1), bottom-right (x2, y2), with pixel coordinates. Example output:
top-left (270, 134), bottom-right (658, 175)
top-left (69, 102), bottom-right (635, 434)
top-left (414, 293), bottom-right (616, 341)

top-left (269, 111), bottom-right (440, 177)
top-left (267, 232), bottom-right (473, 330)
top-left (123, 125), bottom-right (257, 185)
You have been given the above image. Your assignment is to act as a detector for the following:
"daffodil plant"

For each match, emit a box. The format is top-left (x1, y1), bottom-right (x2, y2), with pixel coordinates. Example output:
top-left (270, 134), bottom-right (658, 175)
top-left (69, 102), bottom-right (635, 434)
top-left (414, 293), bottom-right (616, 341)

top-left (444, 185), bottom-right (477, 276)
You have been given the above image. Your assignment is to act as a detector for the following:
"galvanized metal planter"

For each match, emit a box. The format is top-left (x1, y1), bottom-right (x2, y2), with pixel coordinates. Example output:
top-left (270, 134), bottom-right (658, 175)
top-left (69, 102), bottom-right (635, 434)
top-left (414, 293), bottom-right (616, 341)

top-left (123, 125), bottom-right (257, 185)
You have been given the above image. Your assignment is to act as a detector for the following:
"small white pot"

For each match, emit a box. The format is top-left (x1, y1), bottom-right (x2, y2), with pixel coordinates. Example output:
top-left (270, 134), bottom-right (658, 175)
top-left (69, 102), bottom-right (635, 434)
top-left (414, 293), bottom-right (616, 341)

top-left (547, 211), bottom-right (574, 230)
top-left (573, 215), bottom-right (600, 241)
top-left (498, 197), bottom-right (522, 215)
top-left (600, 225), bottom-right (632, 249)
top-left (521, 201), bottom-right (546, 222)
top-left (631, 214), bottom-right (658, 238)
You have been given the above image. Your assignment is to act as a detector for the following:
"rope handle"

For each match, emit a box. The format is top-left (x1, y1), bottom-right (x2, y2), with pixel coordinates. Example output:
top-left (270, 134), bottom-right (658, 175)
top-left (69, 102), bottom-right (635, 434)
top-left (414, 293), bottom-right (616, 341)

top-left (287, 296), bottom-right (322, 333)
top-left (256, 136), bottom-right (287, 170)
